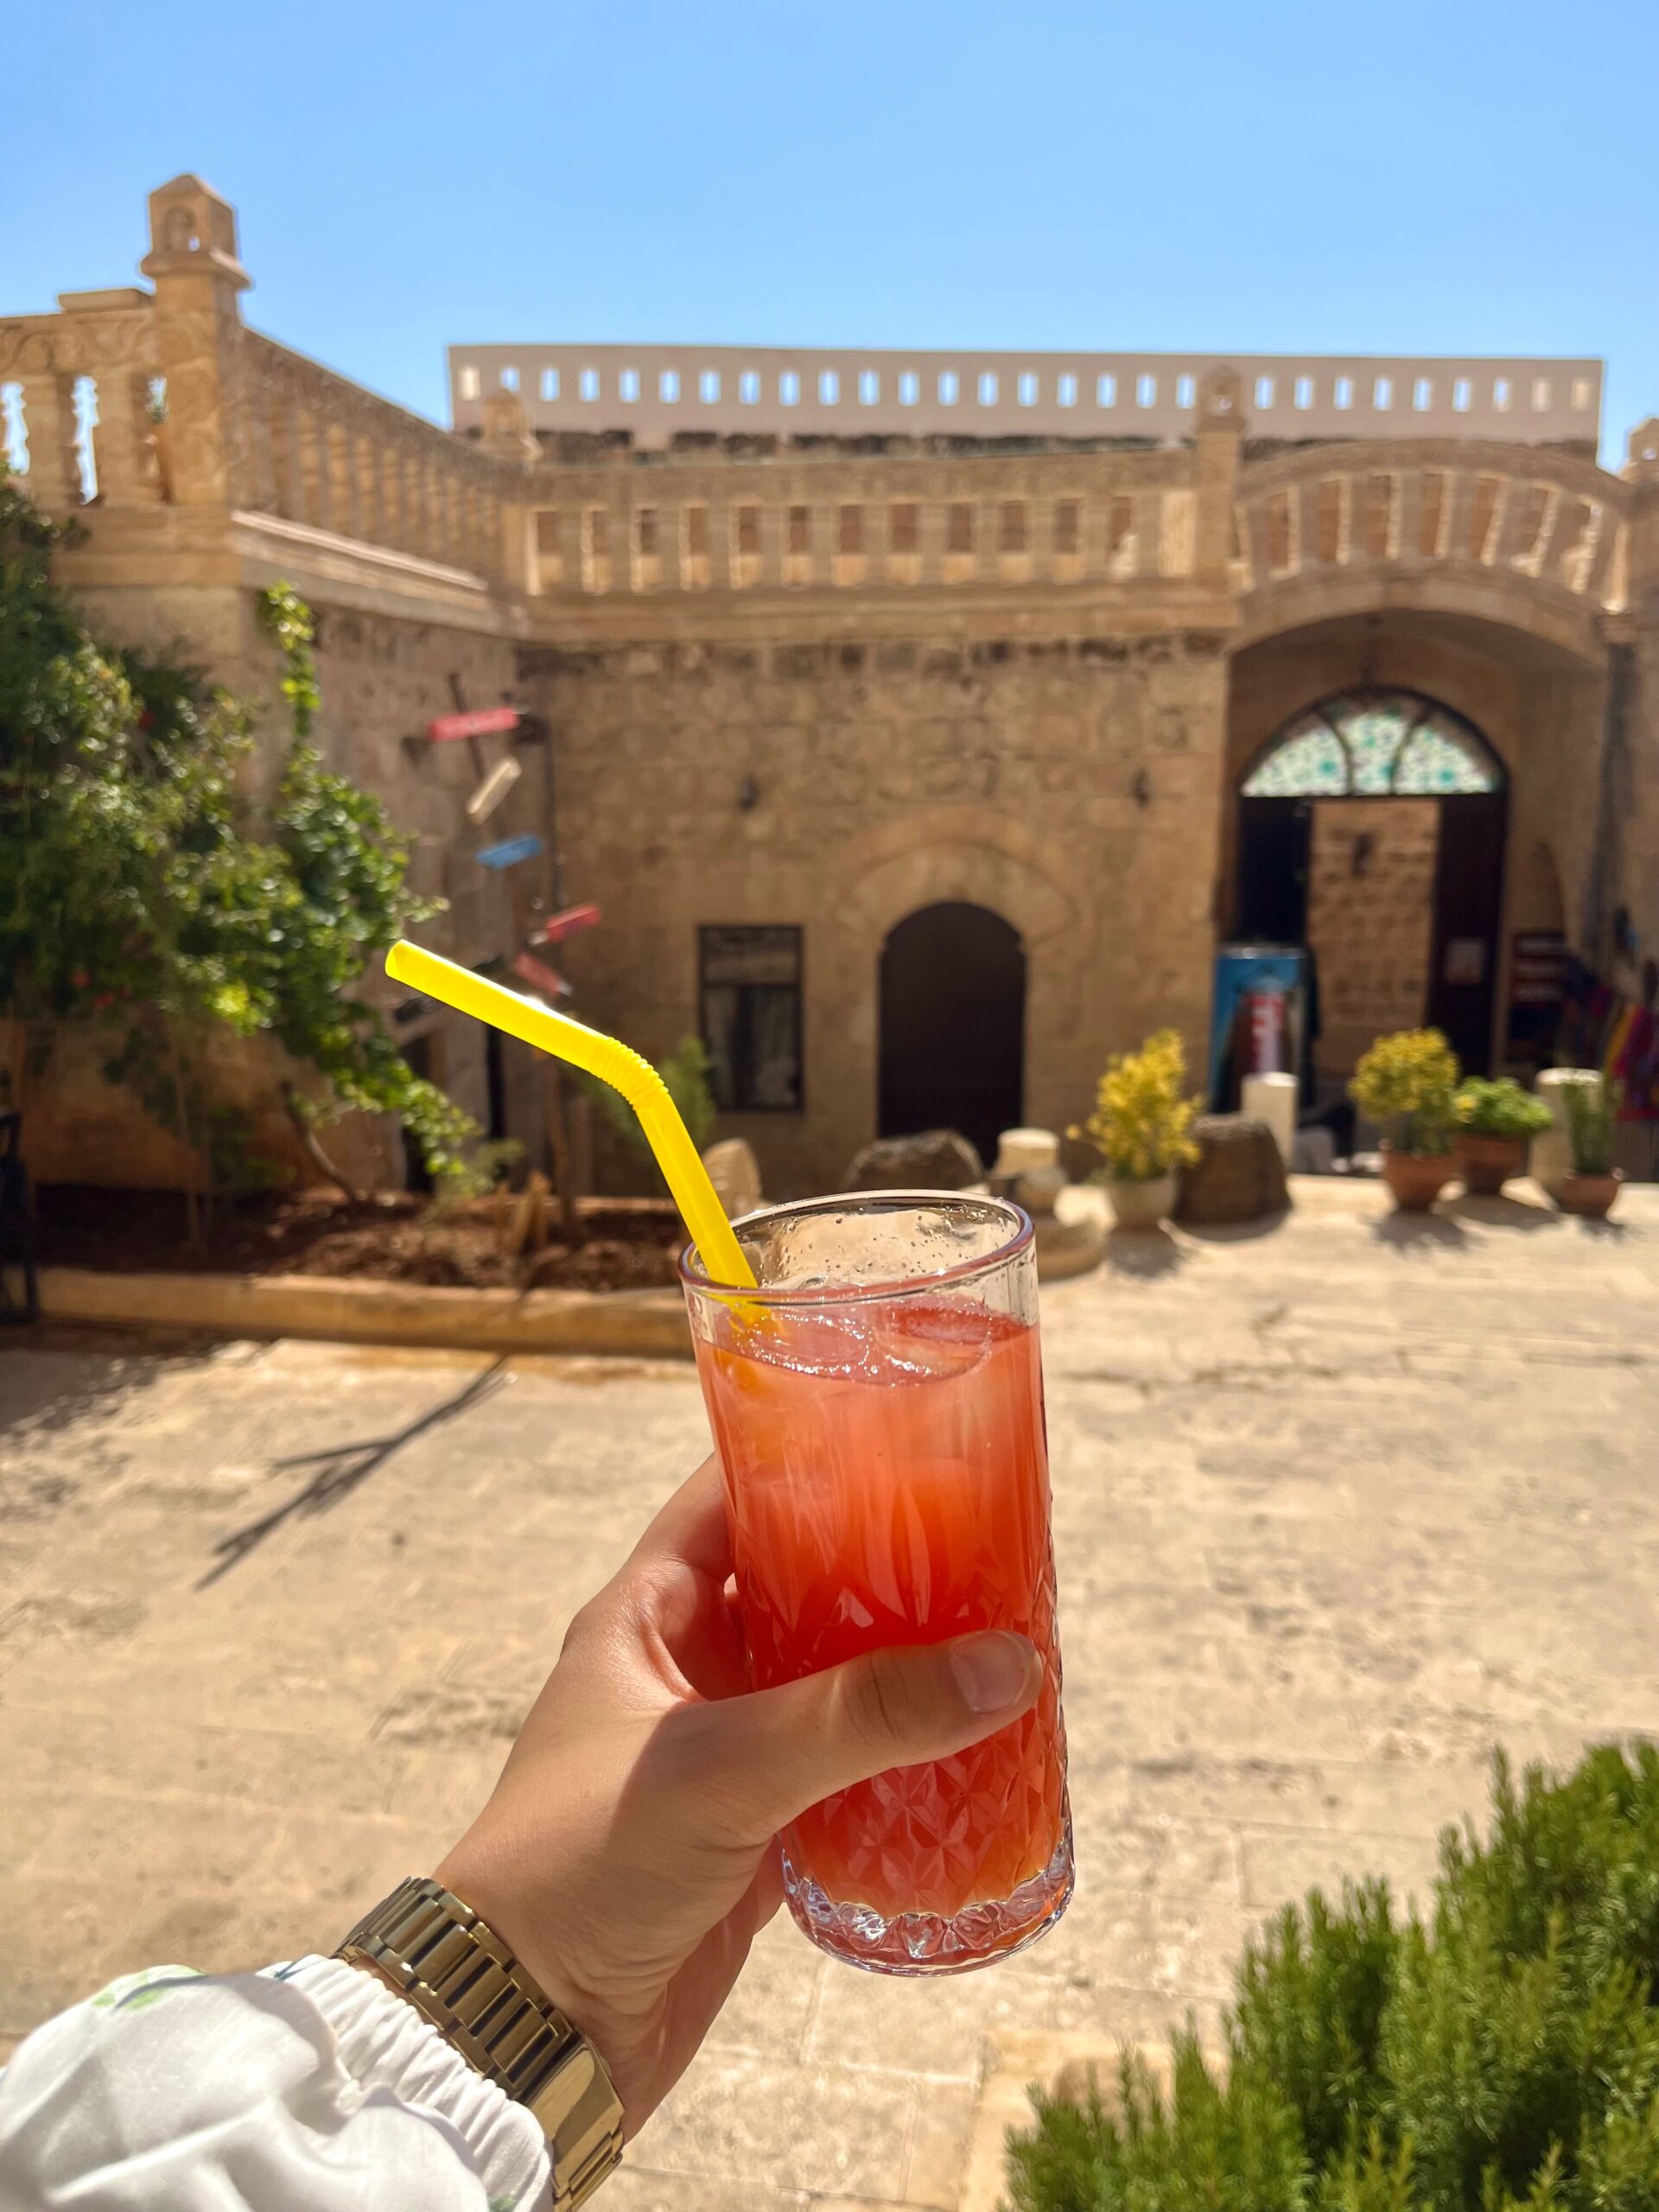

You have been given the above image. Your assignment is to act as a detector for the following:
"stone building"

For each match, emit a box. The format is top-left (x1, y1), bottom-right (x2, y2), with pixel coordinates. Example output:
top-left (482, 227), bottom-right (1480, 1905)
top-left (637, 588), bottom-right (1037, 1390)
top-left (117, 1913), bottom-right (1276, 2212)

top-left (6, 174), bottom-right (1656, 1192)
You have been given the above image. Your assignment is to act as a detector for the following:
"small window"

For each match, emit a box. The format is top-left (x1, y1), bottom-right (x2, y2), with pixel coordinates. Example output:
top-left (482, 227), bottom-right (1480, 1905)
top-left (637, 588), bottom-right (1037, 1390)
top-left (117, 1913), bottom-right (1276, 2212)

top-left (946, 500), bottom-right (974, 554)
top-left (1452, 378), bottom-right (1471, 412)
top-left (1493, 377), bottom-right (1511, 412)
top-left (1255, 375), bottom-right (1274, 410)
top-left (1571, 378), bottom-right (1592, 411)
top-left (540, 366), bottom-right (560, 401)
top-left (890, 501), bottom-right (920, 553)
top-left (635, 507), bottom-right (658, 556)
top-left (1373, 376), bottom-right (1392, 410)
top-left (1017, 372), bottom-right (1038, 407)
top-left (684, 505), bottom-right (709, 556)
top-left (1052, 498), bottom-right (1080, 556)
top-left (699, 369), bottom-right (721, 404)
top-left (457, 365), bottom-right (482, 400)
top-left (818, 369), bottom-right (839, 405)
top-left (1176, 373), bottom-right (1195, 408)
top-left (1294, 376), bottom-right (1313, 410)
top-left (535, 510), bottom-right (560, 554)
top-left (500, 365), bottom-right (519, 391)
top-left (1136, 373), bottom-right (1156, 408)
top-left (1532, 378), bottom-right (1551, 411)
top-left (739, 370), bottom-right (760, 404)
top-left (1413, 377), bottom-right (1433, 411)
top-left (579, 367), bottom-right (601, 402)
top-left (1096, 372), bottom-right (1116, 407)
top-left (899, 371), bottom-right (919, 405)
top-left (838, 503), bottom-right (862, 554)
top-left (977, 372), bottom-right (999, 406)
top-left (619, 368), bottom-right (639, 403)
top-left (938, 371), bottom-right (959, 406)
top-left (787, 504), bottom-right (810, 555)
top-left (1057, 372), bottom-right (1077, 408)
top-left (735, 504), bottom-right (761, 555)
top-left (700, 925), bottom-right (803, 1112)
top-left (859, 369), bottom-right (880, 405)
top-left (999, 499), bottom-right (1027, 552)
top-left (779, 371), bottom-right (799, 407)
top-left (659, 369), bottom-right (680, 403)
top-left (1334, 376), bottom-right (1353, 410)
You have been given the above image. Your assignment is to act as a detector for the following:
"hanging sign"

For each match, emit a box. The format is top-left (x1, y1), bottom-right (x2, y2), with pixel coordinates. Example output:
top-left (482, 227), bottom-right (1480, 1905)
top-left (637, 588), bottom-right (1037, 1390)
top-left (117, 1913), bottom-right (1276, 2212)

top-left (512, 950), bottom-right (569, 999)
top-left (465, 753), bottom-right (523, 823)
top-left (531, 902), bottom-right (602, 945)
top-left (427, 706), bottom-right (521, 743)
top-left (476, 833), bottom-right (543, 872)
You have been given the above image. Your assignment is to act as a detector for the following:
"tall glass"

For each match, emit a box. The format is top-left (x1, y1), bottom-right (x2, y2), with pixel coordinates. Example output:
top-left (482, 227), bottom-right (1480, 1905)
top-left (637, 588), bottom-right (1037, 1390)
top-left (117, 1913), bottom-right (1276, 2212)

top-left (681, 1192), bottom-right (1072, 1974)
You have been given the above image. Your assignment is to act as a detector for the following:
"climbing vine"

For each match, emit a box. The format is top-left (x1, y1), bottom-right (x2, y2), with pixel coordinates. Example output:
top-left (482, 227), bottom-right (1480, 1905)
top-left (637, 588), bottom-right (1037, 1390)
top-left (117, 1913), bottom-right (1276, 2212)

top-left (0, 474), bottom-right (480, 1220)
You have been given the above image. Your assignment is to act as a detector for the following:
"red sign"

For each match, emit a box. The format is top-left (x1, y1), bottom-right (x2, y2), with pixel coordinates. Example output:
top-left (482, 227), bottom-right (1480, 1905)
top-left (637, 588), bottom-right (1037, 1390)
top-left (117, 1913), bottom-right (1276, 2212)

top-left (425, 706), bottom-right (521, 743)
top-left (1244, 988), bottom-right (1287, 1074)
top-left (513, 950), bottom-right (568, 999)
top-left (531, 903), bottom-right (602, 945)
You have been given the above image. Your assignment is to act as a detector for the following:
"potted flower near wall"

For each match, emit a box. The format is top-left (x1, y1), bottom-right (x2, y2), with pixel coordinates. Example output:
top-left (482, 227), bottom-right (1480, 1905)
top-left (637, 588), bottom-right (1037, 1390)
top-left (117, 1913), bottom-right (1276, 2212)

top-left (1349, 1027), bottom-right (1460, 1211)
top-left (1558, 1071), bottom-right (1624, 1220)
top-left (1070, 1028), bottom-right (1201, 1230)
top-left (1453, 1076), bottom-right (1553, 1197)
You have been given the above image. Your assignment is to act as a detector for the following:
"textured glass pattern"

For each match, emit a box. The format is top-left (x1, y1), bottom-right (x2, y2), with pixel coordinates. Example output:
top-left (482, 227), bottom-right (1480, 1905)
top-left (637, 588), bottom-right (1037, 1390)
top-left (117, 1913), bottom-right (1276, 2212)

top-left (690, 1285), bottom-right (1071, 1974)
top-left (1243, 690), bottom-right (1500, 798)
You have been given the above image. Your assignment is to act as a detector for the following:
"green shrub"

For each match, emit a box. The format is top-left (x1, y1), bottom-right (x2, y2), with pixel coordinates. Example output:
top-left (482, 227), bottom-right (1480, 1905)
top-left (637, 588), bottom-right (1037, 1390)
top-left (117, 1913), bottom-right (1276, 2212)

top-left (1454, 1079), bottom-right (1553, 1141)
top-left (1561, 1073), bottom-right (1620, 1177)
top-left (1006, 1746), bottom-right (1659, 2212)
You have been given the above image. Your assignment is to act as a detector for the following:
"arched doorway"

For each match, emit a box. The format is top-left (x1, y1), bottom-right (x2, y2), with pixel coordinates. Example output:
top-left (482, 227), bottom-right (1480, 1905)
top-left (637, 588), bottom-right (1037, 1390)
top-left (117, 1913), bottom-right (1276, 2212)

top-left (879, 903), bottom-right (1025, 1166)
top-left (1233, 688), bottom-right (1508, 1078)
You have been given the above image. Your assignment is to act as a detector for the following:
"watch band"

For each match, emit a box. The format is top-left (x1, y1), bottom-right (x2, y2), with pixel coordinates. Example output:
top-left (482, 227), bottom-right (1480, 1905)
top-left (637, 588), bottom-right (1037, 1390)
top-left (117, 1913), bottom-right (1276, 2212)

top-left (338, 1876), bottom-right (624, 2211)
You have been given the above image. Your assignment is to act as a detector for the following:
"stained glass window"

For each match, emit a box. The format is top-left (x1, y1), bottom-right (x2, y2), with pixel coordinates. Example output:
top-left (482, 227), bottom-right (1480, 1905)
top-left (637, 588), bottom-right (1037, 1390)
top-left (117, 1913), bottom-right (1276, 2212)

top-left (1242, 690), bottom-right (1500, 798)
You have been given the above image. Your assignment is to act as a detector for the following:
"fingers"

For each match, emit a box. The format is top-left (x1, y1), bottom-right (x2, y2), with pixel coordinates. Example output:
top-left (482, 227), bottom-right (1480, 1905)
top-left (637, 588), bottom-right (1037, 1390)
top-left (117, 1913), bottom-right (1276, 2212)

top-left (629, 1457), bottom-right (731, 1580)
top-left (690, 1632), bottom-right (1043, 1842)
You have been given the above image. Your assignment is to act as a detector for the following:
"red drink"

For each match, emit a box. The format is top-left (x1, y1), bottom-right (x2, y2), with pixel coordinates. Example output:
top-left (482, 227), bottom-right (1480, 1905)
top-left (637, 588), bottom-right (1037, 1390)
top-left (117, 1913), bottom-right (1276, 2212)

top-left (683, 1194), bottom-right (1072, 1974)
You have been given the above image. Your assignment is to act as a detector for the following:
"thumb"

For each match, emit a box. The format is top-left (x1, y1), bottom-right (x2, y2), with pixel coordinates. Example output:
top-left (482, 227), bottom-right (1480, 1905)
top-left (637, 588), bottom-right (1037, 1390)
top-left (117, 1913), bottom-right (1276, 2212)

top-left (697, 1631), bottom-right (1043, 1841)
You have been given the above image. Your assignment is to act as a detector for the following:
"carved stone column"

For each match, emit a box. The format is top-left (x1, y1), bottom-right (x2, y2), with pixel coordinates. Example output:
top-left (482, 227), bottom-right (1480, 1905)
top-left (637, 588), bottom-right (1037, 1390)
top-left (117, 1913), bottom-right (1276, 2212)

top-left (138, 174), bottom-right (251, 510)
top-left (18, 370), bottom-right (80, 511)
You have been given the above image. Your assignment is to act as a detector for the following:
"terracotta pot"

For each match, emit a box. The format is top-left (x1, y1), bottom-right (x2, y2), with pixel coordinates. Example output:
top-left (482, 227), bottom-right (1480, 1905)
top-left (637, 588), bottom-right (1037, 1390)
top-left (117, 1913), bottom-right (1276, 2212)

top-left (1103, 1172), bottom-right (1177, 1231)
top-left (1380, 1143), bottom-right (1455, 1212)
top-left (1556, 1168), bottom-right (1623, 1221)
top-left (1455, 1131), bottom-right (1529, 1198)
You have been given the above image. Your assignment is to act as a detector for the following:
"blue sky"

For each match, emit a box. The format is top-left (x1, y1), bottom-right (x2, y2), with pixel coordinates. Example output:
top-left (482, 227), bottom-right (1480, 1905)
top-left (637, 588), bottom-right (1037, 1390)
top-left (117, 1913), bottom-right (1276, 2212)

top-left (10, 0), bottom-right (1654, 461)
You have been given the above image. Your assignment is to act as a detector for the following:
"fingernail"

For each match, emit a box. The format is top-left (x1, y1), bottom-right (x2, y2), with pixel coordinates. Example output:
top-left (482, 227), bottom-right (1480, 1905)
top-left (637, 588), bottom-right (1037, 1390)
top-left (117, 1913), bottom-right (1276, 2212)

top-left (950, 1631), bottom-right (1036, 1715)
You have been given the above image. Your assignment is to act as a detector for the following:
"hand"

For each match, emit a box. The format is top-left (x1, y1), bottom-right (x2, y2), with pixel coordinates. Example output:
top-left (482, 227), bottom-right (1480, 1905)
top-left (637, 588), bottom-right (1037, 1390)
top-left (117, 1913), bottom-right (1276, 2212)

top-left (435, 1456), bottom-right (1041, 2133)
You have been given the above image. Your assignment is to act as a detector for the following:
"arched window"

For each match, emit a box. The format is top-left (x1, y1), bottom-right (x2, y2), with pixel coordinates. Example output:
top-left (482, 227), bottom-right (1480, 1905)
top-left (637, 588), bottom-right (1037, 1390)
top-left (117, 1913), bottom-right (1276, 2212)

top-left (1242, 689), bottom-right (1502, 798)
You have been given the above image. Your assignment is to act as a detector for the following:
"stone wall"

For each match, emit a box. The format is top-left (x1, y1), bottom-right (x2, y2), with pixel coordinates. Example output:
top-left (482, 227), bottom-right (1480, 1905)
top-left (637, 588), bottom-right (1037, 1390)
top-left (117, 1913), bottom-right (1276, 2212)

top-left (1306, 799), bottom-right (1440, 1076)
top-left (529, 627), bottom-right (1229, 1196)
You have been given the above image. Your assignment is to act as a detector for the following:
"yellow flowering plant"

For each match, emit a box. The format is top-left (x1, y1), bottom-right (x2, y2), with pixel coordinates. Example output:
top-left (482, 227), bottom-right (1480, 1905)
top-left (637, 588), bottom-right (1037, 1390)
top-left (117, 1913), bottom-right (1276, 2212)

top-left (1348, 1027), bottom-right (1459, 1156)
top-left (1070, 1029), bottom-right (1203, 1183)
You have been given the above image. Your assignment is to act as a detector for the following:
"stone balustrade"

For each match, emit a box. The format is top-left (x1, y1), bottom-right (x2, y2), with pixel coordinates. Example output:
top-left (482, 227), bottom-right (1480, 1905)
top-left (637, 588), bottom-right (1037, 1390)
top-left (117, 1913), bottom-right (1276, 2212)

top-left (451, 342), bottom-right (1604, 453)
top-left (1234, 440), bottom-right (1631, 614)
top-left (232, 333), bottom-right (519, 582)
top-left (0, 290), bottom-right (168, 510)
top-left (524, 450), bottom-right (1205, 600)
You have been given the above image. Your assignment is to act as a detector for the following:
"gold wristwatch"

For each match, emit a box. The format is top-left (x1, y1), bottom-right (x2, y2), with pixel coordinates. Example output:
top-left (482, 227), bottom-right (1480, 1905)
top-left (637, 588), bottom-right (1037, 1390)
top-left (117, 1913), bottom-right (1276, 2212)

top-left (338, 1876), bottom-right (625, 2211)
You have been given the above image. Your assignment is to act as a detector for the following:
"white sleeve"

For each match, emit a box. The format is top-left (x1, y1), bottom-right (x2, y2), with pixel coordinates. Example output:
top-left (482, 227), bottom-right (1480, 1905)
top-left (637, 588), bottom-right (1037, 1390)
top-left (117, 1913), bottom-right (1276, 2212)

top-left (0, 1956), bottom-right (552, 2212)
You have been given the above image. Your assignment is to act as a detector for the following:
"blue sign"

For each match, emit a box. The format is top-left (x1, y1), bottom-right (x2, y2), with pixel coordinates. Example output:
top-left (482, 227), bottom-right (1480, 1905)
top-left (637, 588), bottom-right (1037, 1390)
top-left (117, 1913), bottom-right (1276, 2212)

top-left (475, 834), bottom-right (543, 872)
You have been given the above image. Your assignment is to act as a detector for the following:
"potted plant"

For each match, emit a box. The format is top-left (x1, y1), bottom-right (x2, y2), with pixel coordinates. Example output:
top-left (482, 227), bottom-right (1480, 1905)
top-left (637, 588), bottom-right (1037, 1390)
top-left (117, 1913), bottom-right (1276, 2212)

top-left (1558, 1071), bottom-right (1624, 1220)
top-left (1452, 1076), bottom-right (1553, 1196)
top-left (1348, 1027), bottom-right (1459, 1211)
top-left (1070, 1028), bottom-right (1201, 1230)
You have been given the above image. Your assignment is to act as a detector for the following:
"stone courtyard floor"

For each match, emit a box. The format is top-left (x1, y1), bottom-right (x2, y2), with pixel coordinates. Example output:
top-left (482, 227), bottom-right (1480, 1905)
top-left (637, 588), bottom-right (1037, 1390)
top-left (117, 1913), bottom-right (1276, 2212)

top-left (3, 1176), bottom-right (1656, 2210)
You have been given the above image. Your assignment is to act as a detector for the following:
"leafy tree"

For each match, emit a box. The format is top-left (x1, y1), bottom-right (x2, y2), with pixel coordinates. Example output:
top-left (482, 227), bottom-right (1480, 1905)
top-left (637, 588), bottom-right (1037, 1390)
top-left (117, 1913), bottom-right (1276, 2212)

top-left (0, 469), bottom-right (478, 1232)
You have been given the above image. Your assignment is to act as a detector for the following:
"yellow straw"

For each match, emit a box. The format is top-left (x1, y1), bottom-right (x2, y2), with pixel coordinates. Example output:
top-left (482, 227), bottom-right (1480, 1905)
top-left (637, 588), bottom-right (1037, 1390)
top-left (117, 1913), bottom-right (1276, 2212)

top-left (385, 940), bottom-right (757, 1290)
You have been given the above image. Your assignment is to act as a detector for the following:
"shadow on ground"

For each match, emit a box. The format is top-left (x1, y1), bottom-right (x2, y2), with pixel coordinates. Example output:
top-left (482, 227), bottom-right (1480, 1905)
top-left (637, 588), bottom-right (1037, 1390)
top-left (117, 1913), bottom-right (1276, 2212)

top-left (1101, 1227), bottom-right (1190, 1278)
top-left (198, 1356), bottom-right (509, 1587)
top-left (1445, 1193), bottom-right (1561, 1233)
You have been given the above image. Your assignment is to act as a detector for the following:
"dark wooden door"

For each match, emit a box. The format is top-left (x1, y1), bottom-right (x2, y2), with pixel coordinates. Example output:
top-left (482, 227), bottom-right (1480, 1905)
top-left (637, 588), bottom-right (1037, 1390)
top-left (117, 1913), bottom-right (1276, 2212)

top-left (879, 904), bottom-right (1025, 1168)
top-left (1234, 798), bottom-right (1312, 943)
top-left (1427, 790), bottom-right (1508, 1076)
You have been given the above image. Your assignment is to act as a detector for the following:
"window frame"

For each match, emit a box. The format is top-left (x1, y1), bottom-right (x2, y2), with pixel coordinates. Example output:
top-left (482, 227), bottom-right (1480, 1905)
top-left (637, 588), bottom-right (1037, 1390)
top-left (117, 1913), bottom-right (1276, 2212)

top-left (697, 924), bottom-right (805, 1115)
